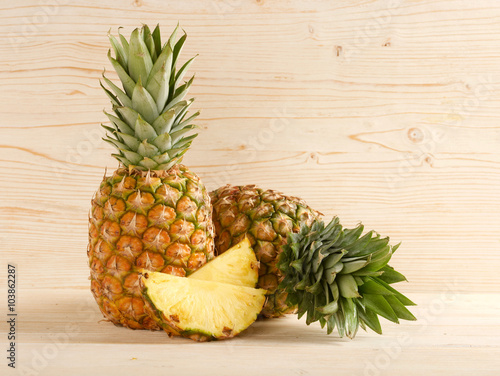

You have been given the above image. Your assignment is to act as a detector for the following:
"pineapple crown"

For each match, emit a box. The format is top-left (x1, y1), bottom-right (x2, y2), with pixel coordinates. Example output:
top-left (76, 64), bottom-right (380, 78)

top-left (101, 24), bottom-right (199, 171)
top-left (277, 217), bottom-right (416, 338)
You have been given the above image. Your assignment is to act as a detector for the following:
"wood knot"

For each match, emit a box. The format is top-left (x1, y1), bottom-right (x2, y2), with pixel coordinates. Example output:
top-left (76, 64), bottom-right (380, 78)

top-left (408, 128), bottom-right (424, 143)
top-left (334, 45), bottom-right (343, 57)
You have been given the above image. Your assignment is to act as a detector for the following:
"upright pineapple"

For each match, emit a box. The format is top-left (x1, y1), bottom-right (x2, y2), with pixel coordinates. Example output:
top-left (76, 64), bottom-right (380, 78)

top-left (211, 185), bottom-right (416, 337)
top-left (88, 25), bottom-right (214, 331)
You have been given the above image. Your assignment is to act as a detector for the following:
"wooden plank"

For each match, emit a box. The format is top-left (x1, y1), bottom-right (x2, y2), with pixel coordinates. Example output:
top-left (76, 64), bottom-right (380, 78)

top-left (1, 1), bottom-right (500, 374)
top-left (3, 289), bottom-right (500, 375)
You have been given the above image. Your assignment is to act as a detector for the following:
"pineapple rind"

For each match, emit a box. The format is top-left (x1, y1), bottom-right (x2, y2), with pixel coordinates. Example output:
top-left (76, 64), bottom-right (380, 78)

top-left (89, 166), bottom-right (214, 330)
top-left (210, 185), bottom-right (321, 317)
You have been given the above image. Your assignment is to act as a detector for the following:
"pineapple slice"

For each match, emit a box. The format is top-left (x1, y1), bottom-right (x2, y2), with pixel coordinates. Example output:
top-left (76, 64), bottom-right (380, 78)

top-left (189, 238), bottom-right (259, 287)
top-left (142, 272), bottom-right (266, 340)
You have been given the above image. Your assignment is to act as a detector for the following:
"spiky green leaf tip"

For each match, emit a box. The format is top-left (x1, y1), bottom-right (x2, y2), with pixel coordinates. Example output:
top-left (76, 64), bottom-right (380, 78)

top-left (277, 217), bottom-right (416, 338)
top-left (101, 24), bottom-right (199, 171)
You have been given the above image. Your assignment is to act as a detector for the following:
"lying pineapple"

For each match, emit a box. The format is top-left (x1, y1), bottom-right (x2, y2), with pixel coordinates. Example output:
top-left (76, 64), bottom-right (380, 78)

top-left (211, 185), bottom-right (416, 338)
top-left (88, 25), bottom-right (214, 330)
top-left (141, 238), bottom-right (265, 341)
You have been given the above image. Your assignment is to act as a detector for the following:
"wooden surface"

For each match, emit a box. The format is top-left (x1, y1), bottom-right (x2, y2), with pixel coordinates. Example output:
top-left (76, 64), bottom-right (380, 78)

top-left (1, 0), bottom-right (499, 375)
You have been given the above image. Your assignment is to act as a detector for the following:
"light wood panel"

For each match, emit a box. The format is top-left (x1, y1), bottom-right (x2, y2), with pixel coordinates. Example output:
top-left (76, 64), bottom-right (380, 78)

top-left (1, 1), bottom-right (499, 375)
top-left (5, 289), bottom-right (500, 375)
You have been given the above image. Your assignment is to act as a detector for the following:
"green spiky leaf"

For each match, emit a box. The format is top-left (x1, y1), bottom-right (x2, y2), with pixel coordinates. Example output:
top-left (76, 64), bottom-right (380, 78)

top-left (146, 44), bottom-right (173, 111)
top-left (164, 75), bottom-right (194, 112)
top-left (120, 149), bottom-right (142, 165)
top-left (104, 111), bottom-right (134, 135)
top-left (134, 115), bottom-right (157, 142)
top-left (152, 24), bottom-right (162, 55)
top-left (152, 134), bottom-right (172, 153)
top-left (137, 140), bottom-right (159, 158)
top-left (138, 157), bottom-right (159, 170)
top-left (101, 25), bottom-right (199, 170)
top-left (117, 132), bottom-right (140, 151)
top-left (131, 79), bottom-right (159, 124)
top-left (278, 217), bottom-right (416, 338)
top-left (107, 50), bottom-right (135, 96)
top-left (115, 106), bottom-right (139, 129)
top-left (384, 295), bottom-right (417, 321)
top-left (109, 33), bottom-right (128, 68)
top-left (174, 55), bottom-right (197, 89)
top-left (152, 109), bottom-right (176, 135)
top-left (359, 278), bottom-right (394, 296)
top-left (363, 294), bottom-right (399, 323)
top-left (103, 137), bottom-right (127, 151)
top-left (142, 24), bottom-right (157, 62)
top-left (379, 265), bottom-right (408, 284)
top-left (102, 75), bottom-right (132, 108)
top-left (128, 28), bottom-right (153, 83)
top-left (118, 28), bottom-right (129, 55)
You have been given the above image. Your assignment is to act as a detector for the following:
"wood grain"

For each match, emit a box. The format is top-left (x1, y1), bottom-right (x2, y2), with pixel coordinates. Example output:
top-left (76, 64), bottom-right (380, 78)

top-left (1, 0), bottom-right (499, 374)
top-left (6, 289), bottom-right (500, 375)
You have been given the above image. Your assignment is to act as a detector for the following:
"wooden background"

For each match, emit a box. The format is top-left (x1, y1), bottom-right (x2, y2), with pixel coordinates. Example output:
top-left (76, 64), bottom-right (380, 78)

top-left (1, 0), bottom-right (499, 375)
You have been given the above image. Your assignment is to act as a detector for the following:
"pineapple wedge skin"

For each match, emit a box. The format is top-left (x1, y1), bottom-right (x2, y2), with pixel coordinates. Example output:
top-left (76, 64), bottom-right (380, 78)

top-left (189, 238), bottom-right (260, 288)
top-left (141, 272), bottom-right (266, 341)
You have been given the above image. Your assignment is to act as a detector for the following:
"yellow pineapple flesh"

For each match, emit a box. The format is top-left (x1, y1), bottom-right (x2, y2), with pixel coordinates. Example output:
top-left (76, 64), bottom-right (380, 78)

top-left (189, 238), bottom-right (259, 287)
top-left (142, 272), bottom-right (266, 341)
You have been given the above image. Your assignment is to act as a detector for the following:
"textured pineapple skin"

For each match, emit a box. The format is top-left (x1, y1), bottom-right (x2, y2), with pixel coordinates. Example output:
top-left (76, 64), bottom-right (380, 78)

top-left (88, 165), bottom-right (214, 330)
top-left (210, 185), bottom-right (320, 317)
